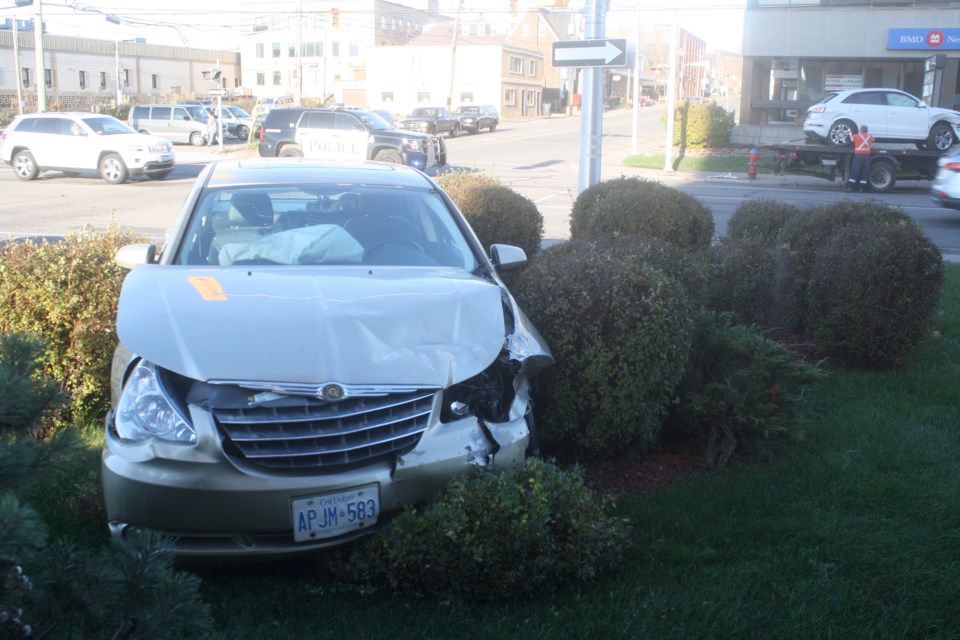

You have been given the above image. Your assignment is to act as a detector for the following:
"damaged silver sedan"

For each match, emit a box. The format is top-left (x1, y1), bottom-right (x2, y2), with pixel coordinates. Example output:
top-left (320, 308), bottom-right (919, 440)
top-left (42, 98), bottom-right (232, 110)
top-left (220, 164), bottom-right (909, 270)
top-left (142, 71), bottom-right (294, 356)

top-left (103, 159), bottom-right (552, 558)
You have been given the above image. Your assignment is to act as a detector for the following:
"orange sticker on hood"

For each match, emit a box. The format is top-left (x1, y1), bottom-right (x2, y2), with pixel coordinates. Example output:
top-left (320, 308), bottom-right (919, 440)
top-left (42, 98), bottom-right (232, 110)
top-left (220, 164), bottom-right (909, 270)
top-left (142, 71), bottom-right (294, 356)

top-left (188, 276), bottom-right (228, 301)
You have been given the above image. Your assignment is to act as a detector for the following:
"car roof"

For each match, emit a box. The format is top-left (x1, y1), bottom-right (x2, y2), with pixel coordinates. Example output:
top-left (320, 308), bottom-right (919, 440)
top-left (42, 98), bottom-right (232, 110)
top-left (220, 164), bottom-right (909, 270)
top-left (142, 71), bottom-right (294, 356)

top-left (15, 112), bottom-right (112, 118)
top-left (203, 159), bottom-right (436, 190)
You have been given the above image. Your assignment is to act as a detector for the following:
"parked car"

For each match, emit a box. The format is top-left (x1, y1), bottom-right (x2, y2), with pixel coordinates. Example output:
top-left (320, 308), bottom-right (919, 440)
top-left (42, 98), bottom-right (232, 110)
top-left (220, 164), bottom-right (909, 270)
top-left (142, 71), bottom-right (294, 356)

top-left (102, 158), bottom-right (553, 558)
top-left (803, 88), bottom-right (960, 150)
top-left (399, 106), bottom-right (461, 137)
top-left (257, 95), bottom-right (295, 117)
top-left (452, 105), bottom-right (499, 134)
top-left (130, 103), bottom-right (211, 146)
top-left (0, 112), bottom-right (174, 184)
top-left (371, 109), bottom-right (396, 127)
top-left (258, 107), bottom-right (446, 170)
top-left (218, 106), bottom-right (254, 140)
top-left (930, 149), bottom-right (960, 210)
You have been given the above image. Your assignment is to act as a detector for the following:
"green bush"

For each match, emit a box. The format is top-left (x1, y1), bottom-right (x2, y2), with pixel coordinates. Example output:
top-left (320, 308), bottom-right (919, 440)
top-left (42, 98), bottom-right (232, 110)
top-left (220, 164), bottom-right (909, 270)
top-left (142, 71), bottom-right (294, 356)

top-left (776, 199), bottom-right (917, 330)
top-left (451, 183), bottom-right (544, 259)
top-left (330, 458), bottom-right (631, 602)
top-left (707, 238), bottom-right (799, 329)
top-left (666, 312), bottom-right (825, 469)
top-left (805, 223), bottom-right (944, 368)
top-left (570, 176), bottom-right (714, 250)
top-left (512, 237), bottom-right (696, 461)
top-left (0, 227), bottom-right (142, 425)
top-left (725, 198), bottom-right (801, 243)
top-left (672, 101), bottom-right (735, 149)
top-left (434, 170), bottom-right (500, 203)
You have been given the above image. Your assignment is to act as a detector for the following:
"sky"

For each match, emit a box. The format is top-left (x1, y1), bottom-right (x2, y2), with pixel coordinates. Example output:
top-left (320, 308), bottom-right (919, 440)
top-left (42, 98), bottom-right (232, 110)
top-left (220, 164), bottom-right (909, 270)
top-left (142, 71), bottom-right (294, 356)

top-left (7, 0), bottom-right (745, 54)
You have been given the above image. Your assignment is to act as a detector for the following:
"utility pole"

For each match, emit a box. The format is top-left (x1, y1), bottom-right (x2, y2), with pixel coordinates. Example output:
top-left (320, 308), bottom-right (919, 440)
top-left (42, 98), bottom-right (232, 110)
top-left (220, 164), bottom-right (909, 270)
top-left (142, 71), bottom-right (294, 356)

top-left (13, 18), bottom-right (24, 115)
top-left (577, 0), bottom-right (605, 192)
top-left (447, 1), bottom-right (461, 110)
top-left (663, 7), bottom-right (678, 173)
top-left (34, 0), bottom-right (46, 112)
top-left (115, 39), bottom-right (122, 107)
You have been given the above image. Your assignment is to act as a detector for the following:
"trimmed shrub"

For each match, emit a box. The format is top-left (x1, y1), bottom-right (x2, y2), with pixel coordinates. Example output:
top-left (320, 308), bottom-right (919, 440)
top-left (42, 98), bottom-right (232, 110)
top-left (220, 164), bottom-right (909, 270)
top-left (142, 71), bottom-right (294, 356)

top-left (0, 227), bottom-right (143, 425)
top-left (570, 176), bottom-right (714, 250)
top-left (512, 236), bottom-right (696, 461)
top-left (725, 198), bottom-right (801, 243)
top-left (434, 170), bottom-right (500, 202)
top-left (776, 199), bottom-right (918, 330)
top-left (452, 184), bottom-right (544, 259)
top-left (665, 312), bottom-right (825, 469)
top-left (707, 238), bottom-right (799, 329)
top-left (805, 223), bottom-right (943, 368)
top-left (672, 101), bottom-right (735, 149)
top-left (329, 458), bottom-right (631, 602)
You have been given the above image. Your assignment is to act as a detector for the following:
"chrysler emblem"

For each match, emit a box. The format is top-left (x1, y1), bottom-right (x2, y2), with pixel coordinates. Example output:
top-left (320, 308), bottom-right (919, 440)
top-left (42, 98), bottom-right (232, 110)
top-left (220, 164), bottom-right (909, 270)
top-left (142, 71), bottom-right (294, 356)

top-left (320, 384), bottom-right (345, 401)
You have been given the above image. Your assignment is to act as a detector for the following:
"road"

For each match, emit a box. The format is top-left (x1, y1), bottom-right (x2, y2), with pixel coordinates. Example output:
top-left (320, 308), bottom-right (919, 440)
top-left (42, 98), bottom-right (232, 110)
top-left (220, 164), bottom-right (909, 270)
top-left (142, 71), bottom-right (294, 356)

top-left (2, 107), bottom-right (959, 258)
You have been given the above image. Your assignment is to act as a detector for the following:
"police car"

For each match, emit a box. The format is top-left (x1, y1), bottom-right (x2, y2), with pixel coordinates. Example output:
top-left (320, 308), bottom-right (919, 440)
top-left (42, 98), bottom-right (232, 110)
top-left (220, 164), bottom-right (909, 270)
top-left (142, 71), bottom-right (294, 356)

top-left (257, 107), bottom-right (446, 171)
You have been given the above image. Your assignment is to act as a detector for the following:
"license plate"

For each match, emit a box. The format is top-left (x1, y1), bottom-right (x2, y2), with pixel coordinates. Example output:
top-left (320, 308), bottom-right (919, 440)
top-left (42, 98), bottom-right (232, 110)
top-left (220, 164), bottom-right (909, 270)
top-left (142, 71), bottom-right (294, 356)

top-left (821, 158), bottom-right (837, 166)
top-left (292, 485), bottom-right (379, 542)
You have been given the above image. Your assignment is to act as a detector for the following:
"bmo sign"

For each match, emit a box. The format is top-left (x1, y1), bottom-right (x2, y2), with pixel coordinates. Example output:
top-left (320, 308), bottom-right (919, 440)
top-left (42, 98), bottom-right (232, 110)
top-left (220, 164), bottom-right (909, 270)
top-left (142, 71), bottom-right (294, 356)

top-left (888, 28), bottom-right (960, 50)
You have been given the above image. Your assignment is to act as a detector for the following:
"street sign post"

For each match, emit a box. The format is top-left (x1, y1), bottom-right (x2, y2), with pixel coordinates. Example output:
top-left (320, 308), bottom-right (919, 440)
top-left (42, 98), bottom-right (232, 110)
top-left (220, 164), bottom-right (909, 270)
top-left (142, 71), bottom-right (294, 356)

top-left (552, 39), bottom-right (628, 68)
top-left (208, 88), bottom-right (228, 96)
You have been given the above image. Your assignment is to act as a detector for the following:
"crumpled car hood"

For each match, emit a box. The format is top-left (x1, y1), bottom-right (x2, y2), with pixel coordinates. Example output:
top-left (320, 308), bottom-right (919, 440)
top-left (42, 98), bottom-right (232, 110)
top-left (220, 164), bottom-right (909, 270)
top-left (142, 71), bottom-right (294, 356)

top-left (116, 265), bottom-right (509, 387)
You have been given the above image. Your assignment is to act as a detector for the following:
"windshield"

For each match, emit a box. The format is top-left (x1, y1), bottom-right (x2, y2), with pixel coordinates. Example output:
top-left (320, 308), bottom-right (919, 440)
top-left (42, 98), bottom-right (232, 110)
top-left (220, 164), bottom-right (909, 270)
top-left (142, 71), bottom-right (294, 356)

top-left (80, 116), bottom-right (136, 135)
top-left (455, 107), bottom-right (481, 115)
top-left (176, 184), bottom-right (478, 271)
top-left (411, 108), bottom-right (438, 117)
top-left (350, 111), bottom-right (391, 130)
top-left (228, 107), bottom-right (251, 118)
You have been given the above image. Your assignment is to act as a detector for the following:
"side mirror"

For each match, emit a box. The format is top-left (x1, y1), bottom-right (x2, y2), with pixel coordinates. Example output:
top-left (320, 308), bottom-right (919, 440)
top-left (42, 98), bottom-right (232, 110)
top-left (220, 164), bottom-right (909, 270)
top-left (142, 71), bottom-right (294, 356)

top-left (489, 244), bottom-right (527, 273)
top-left (115, 244), bottom-right (157, 270)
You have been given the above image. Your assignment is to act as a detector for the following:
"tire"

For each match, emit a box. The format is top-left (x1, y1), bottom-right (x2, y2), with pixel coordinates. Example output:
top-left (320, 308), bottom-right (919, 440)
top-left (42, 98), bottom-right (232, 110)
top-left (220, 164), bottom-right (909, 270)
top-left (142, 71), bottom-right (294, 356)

top-left (12, 150), bottom-right (39, 181)
top-left (278, 145), bottom-right (303, 158)
top-left (827, 120), bottom-right (855, 146)
top-left (146, 170), bottom-right (172, 180)
top-left (99, 154), bottom-right (128, 184)
top-left (236, 125), bottom-right (249, 141)
top-left (489, 122), bottom-right (497, 132)
top-left (928, 122), bottom-right (956, 152)
top-left (428, 125), bottom-right (437, 135)
top-left (190, 131), bottom-right (206, 147)
top-left (868, 160), bottom-right (896, 193)
top-left (373, 149), bottom-right (402, 164)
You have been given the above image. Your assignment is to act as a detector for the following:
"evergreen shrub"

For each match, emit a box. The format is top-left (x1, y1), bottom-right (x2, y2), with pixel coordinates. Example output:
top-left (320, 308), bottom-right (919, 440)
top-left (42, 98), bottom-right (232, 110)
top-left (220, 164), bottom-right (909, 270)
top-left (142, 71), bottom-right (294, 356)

top-left (330, 458), bottom-right (631, 602)
top-left (805, 223), bottom-right (944, 368)
top-left (707, 238), bottom-right (799, 329)
top-left (512, 237), bottom-right (696, 461)
top-left (570, 176), bottom-right (714, 250)
top-left (0, 227), bottom-right (141, 425)
top-left (672, 101), bottom-right (736, 149)
top-left (725, 198), bottom-right (801, 243)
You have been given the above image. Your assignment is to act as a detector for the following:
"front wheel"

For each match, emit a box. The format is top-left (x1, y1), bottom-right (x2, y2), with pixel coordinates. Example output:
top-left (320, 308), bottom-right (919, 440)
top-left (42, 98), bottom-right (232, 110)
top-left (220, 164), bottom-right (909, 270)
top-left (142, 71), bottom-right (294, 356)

top-left (99, 154), bottom-right (128, 184)
top-left (868, 160), bottom-right (896, 193)
top-left (827, 120), bottom-right (855, 146)
top-left (928, 123), bottom-right (956, 152)
top-left (373, 149), bottom-right (402, 164)
top-left (190, 131), bottom-right (206, 147)
top-left (489, 122), bottom-right (497, 132)
top-left (12, 150), bottom-right (39, 180)
top-left (236, 125), bottom-right (250, 141)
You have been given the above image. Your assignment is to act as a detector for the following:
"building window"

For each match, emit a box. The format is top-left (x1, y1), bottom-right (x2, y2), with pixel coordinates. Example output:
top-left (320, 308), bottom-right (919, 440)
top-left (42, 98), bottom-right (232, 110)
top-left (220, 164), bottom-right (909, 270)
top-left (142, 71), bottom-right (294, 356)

top-left (99, 71), bottom-right (107, 90)
top-left (381, 16), bottom-right (386, 30)
top-left (44, 68), bottom-right (52, 87)
top-left (505, 88), bottom-right (516, 105)
top-left (303, 41), bottom-right (322, 57)
top-left (78, 70), bottom-right (86, 89)
top-left (123, 69), bottom-right (130, 86)
top-left (332, 42), bottom-right (340, 57)
top-left (381, 91), bottom-right (394, 102)
top-left (529, 60), bottom-right (538, 77)
top-left (349, 41), bottom-right (359, 57)
top-left (272, 42), bottom-right (281, 58)
top-left (526, 90), bottom-right (537, 107)
top-left (459, 92), bottom-right (474, 103)
top-left (256, 72), bottom-right (265, 86)
top-left (289, 42), bottom-right (296, 57)
top-left (417, 91), bottom-right (430, 102)
top-left (256, 43), bottom-right (265, 58)
top-left (273, 71), bottom-right (282, 85)
top-left (21, 68), bottom-right (30, 87)
top-left (151, 74), bottom-right (159, 89)
top-left (509, 56), bottom-right (522, 74)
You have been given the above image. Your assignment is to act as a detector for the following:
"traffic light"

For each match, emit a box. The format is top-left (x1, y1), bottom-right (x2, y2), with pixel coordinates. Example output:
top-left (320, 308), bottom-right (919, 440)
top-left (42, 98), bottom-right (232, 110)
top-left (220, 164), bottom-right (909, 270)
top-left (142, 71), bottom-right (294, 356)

top-left (331, 8), bottom-right (339, 29)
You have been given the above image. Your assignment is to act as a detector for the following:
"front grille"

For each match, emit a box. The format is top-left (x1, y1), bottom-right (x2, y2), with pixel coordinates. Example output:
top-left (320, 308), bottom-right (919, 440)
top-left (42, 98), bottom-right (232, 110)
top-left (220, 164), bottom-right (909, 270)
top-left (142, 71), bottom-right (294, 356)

top-left (213, 390), bottom-right (436, 472)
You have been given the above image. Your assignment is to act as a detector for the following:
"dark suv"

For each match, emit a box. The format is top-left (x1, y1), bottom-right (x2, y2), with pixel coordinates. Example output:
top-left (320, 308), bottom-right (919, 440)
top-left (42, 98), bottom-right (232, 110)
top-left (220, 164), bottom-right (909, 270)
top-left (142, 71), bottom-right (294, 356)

top-left (258, 108), bottom-right (446, 171)
top-left (452, 105), bottom-right (499, 134)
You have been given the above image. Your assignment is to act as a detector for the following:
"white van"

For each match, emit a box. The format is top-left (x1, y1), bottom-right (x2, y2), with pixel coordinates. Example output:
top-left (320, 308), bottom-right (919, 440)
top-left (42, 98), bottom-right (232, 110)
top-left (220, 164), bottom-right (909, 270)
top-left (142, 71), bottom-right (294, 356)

top-left (129, 104), bottom-right (211, 146)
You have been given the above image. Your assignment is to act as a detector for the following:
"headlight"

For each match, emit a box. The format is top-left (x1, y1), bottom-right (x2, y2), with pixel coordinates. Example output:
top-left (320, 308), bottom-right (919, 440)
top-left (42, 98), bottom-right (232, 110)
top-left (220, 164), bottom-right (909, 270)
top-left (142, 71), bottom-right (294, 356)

top-left (115, 361), bottom-right (196, 444)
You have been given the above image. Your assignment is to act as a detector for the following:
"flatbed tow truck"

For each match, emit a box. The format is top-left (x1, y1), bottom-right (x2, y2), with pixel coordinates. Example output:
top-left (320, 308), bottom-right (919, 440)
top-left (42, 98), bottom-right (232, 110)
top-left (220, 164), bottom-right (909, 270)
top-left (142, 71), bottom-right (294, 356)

top-left (765, 142), bottom-right (947, 193)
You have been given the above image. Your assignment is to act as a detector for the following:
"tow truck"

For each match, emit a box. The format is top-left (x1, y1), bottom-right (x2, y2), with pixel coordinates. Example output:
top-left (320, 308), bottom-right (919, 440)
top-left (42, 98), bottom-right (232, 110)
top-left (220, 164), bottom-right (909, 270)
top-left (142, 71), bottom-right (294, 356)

top-left (766, 142), bottom-right (948, 193)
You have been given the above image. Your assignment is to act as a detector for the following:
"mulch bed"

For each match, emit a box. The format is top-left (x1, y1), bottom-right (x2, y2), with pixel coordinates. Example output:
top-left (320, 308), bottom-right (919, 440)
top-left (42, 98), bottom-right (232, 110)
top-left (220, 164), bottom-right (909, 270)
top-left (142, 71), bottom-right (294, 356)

top-left (579, 443), bottom-right (711, 495)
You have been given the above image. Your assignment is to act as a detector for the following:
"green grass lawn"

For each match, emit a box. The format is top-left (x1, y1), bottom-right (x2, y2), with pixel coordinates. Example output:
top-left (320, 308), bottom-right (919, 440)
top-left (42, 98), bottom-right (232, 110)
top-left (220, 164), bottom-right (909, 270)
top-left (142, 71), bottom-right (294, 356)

top-left (49, 264), bottom-right (960, 639)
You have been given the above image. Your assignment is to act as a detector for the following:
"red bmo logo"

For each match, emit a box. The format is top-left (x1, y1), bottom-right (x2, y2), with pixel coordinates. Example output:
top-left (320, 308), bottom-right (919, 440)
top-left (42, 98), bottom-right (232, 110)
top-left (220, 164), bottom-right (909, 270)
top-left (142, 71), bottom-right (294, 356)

top-left (927, 30), bottom-right (945, 47)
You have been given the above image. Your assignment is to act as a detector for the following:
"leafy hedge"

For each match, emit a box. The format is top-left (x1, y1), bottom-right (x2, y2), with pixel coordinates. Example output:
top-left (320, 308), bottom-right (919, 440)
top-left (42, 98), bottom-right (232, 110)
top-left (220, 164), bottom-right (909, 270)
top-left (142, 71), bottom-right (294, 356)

top-left (570, 176), bottom-right (714, 250)
top-left (725, 198), bottom-right (801, 243)
top-left (0, 228), bottom-right (142, 425)
top-left (512, 236), bottom-right (697, 461)
top-left (672, 101), bottom-right (736, 149)
top-left (330, 459), bottom-right (631, 602)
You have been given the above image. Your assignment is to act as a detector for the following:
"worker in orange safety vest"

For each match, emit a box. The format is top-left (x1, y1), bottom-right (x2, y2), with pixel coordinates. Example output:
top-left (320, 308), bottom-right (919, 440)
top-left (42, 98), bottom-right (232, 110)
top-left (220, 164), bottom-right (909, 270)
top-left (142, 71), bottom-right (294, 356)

top-left (846, 124), bottom-right (875, 193)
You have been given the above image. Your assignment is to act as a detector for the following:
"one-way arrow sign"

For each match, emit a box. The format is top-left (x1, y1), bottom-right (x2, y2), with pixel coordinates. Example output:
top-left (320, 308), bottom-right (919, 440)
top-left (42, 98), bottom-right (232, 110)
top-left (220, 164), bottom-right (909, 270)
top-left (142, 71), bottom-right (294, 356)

top-left (552, 39), bottom-right (628, 68)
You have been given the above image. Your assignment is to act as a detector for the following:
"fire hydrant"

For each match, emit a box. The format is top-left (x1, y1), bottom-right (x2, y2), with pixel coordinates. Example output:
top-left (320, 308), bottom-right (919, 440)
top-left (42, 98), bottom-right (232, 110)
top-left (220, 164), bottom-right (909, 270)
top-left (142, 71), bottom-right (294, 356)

top-left (748, 148), bottom-right (760, 179)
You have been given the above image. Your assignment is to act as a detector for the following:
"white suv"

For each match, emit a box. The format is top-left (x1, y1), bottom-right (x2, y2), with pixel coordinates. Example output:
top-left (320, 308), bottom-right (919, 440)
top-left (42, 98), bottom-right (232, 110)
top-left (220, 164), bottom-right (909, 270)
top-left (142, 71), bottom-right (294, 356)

top-left (0, 112), bottom-right (175, 184)
top-left (803, 88), bottom-right (960, 151)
